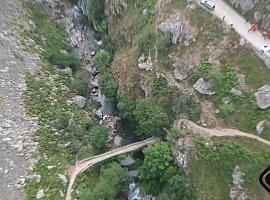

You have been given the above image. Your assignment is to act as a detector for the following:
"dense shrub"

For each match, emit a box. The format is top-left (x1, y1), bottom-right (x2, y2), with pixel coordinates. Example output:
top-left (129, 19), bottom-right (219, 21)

top-left (133, 98), bottom-right (171, 138)
top-left (71, 71), bottom-right (89, 97)
top-left (54, 111), bottom-right (69, 130)
top-left (93, 51), bottom-right (112, 72)
top-left (43, 48), bottom-right (80, 71)
top-left (218, 104), bottom-right (235, 117)
top-left (86, 0), bottom-right (106, 26)
top-left (79, 162), bottom-right (129, 200)
top-left (89, 125), bottom-right (108, 150)
top-left (99, 72), bottom-right (117, 100)
top-left (133, 25), bottom-right (155, 54)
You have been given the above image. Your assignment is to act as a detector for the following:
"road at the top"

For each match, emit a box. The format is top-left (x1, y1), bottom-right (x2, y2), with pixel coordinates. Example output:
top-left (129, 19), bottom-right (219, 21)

top-left (199, 0), bottom-right (270, 51)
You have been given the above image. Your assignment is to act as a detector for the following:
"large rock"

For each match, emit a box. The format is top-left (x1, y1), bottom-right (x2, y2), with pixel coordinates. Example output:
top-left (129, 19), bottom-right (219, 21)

top-left (58, 174), bottom-right (68, 186)
top-left (128, 170), bottom-right (139, 178)
top-left (193, 78), bottom-right (215, 95)
top-left (36, 189), bottom-right (45, 199)
top-left (256, 120), bottom-right (267, 135)
top-left (229, 0), bottom-right (254, 12)
top-left (159, 22), bottom-right (181, 44)
top-left (120, 156), bottom-right (135, 166)
top-left (73, 96), bottom-right (86, 108)
top-left (114, 135), bottom-right (123, 147)
top-left (56, 67), bottom-right (72, 76)
top-left (174, 68), bottom-right (187, 81)
top-left (255, 85), bottom-right (270, 109)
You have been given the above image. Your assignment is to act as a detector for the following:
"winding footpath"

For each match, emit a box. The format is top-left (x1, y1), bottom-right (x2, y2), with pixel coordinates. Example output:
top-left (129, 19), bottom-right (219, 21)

top-left (177, 119), bottom-right (270, 146)
top-left (65, 137), bottom-right (159, 200)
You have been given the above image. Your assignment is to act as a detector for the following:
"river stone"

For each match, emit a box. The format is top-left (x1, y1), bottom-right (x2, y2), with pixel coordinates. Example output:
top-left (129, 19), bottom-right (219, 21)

top-left (36, 189), bottom-right (45, 199)
top-left (230, 88), bottom-right (242, 96)
top-left (114, 135), bottom-right (123, 146)
top-left (256, 120), bottom-right (267, 135)
top-left (56, 67), bottom-right (72, 76)
top-left (174, 68), bottom-right (187, 81)
top-left (255, 85), bottom-right (270, 109)
top-left (74, 96), bottom-right (86, 108)
top-left (128, 170), bottom-right (139, 178)
top-left (193, 78), bottom-right (215, 95)
top-left (120, 156), bottom-right (135, 166)
top-left (58, 174), bottom-right (68, 186)
top-left (26, 174), bottom-right (41, 183)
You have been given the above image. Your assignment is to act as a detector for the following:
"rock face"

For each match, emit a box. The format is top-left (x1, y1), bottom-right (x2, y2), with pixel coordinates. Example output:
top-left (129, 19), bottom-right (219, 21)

top-left (229, 0), bottom-right (254, 12)
top-left (255, 85), bottom-right (270, 109)
top-left (159, 21), bottom-right (182, 44)
top-left (73, 96), bottom-right (87, 108)
top-left (193, 78), bottom-right (215, 95)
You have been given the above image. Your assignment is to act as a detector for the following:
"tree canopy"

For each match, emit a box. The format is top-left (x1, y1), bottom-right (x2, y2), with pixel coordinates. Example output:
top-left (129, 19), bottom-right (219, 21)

top-left (79, 162), bottom-right (129, 200)
top-left (133, 98), bottom-right (171, 137)
top-left (89, 125), bottom-right (108, 150)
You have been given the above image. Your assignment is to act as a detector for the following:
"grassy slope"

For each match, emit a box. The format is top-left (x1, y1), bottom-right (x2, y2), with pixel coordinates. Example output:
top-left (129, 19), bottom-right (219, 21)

top-left (19, 2), bottom-right (100, 199)
top-left (189, 137), bottom-right (270, 200)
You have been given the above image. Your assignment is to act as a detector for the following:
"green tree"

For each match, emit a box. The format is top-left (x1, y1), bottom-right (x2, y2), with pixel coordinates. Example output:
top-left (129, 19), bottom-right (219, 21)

top-left (133, 98), bottom-right (171, 137)
top-left (99, 72), bottom-right (117, 100)
top-left (93, 51), bottom-right (111, 72)
top-left (140, 142), bottom-right (172, 180)
top-left (86, 0), bottom-right (105, 25)
top-left (89, 125), bottom-right (108, 150)
top-left (158, 174), bottom-right (195, 200)
top-left (79, 162), bottom-right (129, 200)
top-left (71, 71), bottom-right (89, 97)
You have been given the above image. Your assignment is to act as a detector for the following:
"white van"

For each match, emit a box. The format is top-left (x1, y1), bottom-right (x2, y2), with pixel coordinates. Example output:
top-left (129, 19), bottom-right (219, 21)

top-left (200, 0), bottom-right (215, 10)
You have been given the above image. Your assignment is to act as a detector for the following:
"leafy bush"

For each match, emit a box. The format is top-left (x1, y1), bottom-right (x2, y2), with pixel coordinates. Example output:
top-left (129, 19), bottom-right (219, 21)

top-left (133, 25), bottom-right (155, 54)
top-left (86, 0), bottom-right (106, 25)
top-left (89, 125), bottom-right (108, 150)
top-left (99, 72), bottom-right (117, 100)
top-left (54, 111), bottom-right (69, 130)
top-left (93, 51), bottom-right (112, 72)
top-left (158, 174), bottom-right (195, 200)
top-left (133, 98), bottom-right (171, 138)
top-left (71, 71), bottom-right (89, 97)
top-left (218, 104), bottom-right (235, 117)
top-left (43, 48), bottom-right (80, 71)
top-left (140, 142), bottom-right (172, 180)
top-left (157, 33), bottom-right (172, 54)
top-left (79, 162), bottom-right (129, 200)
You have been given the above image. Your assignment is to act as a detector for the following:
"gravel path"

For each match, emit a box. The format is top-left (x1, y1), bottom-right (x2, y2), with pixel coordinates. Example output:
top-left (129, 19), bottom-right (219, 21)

top-left (178, 119), bottom-right (270, 146)
top-left (0, 1), bottom-right (38, 199)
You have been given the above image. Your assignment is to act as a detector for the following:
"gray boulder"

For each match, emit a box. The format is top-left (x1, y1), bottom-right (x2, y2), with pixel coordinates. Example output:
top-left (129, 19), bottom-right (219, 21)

top-left (174, 68), bottom-right (187, 81)
top-left (230, 88), bottom-right (242, 96)
top-left (36, 189), bottom-right (45, 199)
top-left (58, 174), bottom-right (68, 186)
top-left (128, 170), bottom-right (139, 178)
top-left (193, 78), bottom-right (215, 95)
top-left (56, 67), bottom-right (72, 76)
top-left (113, 135), bottom-right (123, 147)
top-left (255, 85), bottom-right (270, 109)
top-left (120, 156), bottom-right (135, 166)
top-left (74, 96), bottom-right (86, 108)
top-left (159, 22), bottom-right (181, 44)
top-left (256, 120), bottom-right (267, 135)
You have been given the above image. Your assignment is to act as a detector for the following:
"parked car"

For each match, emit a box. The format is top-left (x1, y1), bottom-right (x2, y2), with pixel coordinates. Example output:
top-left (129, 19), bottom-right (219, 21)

top-left (261, 45), bottom-right (270, 57)
top-left (200, 0), bottom-right (215, 10)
